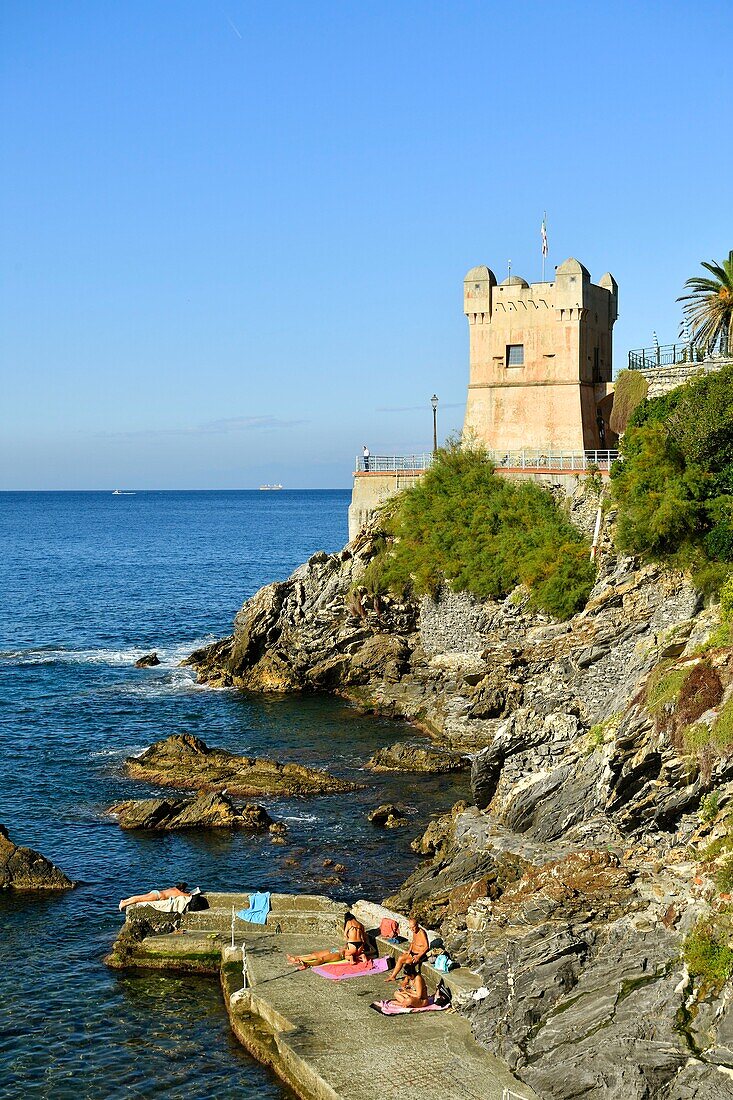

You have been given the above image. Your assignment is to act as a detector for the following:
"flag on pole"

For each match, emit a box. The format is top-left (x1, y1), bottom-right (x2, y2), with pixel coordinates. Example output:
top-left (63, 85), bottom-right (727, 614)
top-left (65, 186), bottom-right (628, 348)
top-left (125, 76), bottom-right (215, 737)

top-left (541, 215), bottom-right (548, 258)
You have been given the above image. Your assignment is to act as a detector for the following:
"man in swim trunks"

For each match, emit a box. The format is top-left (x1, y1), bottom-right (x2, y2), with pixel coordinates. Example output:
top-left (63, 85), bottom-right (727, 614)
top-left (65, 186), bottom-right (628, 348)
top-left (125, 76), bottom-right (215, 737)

top-left (118, 883), bottom-right (191, 910)
top-left (385, 916), bottom-right (429, 982)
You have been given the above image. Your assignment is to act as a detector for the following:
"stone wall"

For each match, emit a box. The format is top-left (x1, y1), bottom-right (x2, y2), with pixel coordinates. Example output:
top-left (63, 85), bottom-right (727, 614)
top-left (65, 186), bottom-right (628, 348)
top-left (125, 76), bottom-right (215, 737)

top-left (639, 359), bottom-right (732, 398)
top-left (419, 588), bottom-right (491, 656)
top-left (347, 470), bottom-right (423, 542)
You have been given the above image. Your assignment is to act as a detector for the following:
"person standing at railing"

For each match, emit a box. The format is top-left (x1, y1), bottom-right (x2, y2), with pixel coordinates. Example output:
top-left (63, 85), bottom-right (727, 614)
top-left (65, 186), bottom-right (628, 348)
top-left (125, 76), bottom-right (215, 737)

top-left (363, 444), bottom-right (370, 472)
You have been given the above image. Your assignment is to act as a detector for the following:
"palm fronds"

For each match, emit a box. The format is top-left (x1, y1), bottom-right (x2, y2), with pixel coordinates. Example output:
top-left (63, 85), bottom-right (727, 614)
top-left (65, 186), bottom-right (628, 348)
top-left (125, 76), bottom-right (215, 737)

top-left (678, 251), bottom-right (733, 355)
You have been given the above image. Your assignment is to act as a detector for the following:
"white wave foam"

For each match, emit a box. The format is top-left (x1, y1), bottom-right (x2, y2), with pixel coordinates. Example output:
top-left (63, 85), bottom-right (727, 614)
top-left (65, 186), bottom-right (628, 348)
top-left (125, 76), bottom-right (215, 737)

top-left (0, 636), bottom-right (217, 670)
top-left (90, 745), bottom-right (147, 759)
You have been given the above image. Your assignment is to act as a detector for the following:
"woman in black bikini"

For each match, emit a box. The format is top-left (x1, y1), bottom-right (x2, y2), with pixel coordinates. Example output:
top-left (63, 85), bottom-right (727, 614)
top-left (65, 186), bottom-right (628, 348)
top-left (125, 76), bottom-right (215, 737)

top-left (286, 912), bottom-right (371, 969)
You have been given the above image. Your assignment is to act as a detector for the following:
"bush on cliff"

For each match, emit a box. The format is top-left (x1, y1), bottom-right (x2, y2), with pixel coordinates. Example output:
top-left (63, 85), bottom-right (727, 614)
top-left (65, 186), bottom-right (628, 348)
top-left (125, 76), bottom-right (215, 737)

top-left (612, 363), bottom-right (733, 591)
top-left (608, 370), bottom-right (648, 436)
top-left (362, 443), bottom-right (596, 620)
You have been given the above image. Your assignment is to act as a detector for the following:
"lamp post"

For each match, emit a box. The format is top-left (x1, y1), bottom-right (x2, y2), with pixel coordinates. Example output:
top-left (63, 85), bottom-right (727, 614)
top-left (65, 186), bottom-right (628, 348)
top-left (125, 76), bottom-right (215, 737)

top-left (431, 394), bottom-right (439, 453)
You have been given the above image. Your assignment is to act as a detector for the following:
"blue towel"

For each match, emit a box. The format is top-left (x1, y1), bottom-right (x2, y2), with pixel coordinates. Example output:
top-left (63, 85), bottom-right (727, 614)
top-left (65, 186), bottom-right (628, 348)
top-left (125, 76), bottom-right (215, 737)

top-left (237, 890), bottom-right (271, 925)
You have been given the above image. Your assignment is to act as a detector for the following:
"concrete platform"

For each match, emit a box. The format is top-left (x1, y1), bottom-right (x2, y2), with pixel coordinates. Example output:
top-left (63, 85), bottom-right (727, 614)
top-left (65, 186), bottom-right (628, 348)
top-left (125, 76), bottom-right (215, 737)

top-left (228, 934), bottom-right (536, 1100)
top-left (108, 891), bottom-right (536, 1100)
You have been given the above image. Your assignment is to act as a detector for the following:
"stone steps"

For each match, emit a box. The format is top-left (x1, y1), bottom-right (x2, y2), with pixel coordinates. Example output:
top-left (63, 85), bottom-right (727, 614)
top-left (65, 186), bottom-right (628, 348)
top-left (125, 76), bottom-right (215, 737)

top-left (182, 907), bottom-right (344, 936)
top-left (178, 890), bottom-right (347, 937)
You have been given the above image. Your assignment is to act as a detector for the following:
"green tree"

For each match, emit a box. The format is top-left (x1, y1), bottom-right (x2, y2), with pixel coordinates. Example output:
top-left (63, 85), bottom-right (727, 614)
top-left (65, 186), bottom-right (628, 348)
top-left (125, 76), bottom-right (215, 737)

top-left (613, 423), bottom-right (709, 558)
top-left (678, 250), bottom-right (733, 356)
top-left (363, 442), bottom-right (596, 620)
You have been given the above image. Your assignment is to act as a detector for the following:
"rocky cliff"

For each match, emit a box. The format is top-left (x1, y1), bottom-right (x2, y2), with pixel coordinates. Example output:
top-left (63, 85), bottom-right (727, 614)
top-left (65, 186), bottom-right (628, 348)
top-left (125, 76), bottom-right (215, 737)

top-left (189, 511), bottom-right (733, 1099)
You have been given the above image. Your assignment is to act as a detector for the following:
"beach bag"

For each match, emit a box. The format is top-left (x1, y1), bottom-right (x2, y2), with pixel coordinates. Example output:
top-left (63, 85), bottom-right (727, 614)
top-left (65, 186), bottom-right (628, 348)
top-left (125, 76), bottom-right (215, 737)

top-left (380, 917), bottom-right (400, 939)
top-left (433, 952), bottom-right (454, 972)
top-left (434, 978), bottom-right (452, 1007)
top-left (188, 888), bottom-right (209, 912)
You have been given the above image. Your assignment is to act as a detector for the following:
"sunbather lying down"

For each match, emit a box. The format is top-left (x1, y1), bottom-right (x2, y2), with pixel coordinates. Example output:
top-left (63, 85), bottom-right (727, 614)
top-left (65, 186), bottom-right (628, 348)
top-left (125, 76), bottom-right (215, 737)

top-left (286, 912), bottom-right (372, 970)
top-left (118, 883), bottom-right (191, 911)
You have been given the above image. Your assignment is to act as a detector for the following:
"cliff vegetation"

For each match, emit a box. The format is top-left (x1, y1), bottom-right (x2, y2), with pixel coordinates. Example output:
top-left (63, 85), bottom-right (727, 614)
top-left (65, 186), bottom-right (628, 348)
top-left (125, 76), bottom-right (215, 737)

top-left (362, 443), bottom-right (596, 620)
top-left (612, 363), bottom-right (733, 591)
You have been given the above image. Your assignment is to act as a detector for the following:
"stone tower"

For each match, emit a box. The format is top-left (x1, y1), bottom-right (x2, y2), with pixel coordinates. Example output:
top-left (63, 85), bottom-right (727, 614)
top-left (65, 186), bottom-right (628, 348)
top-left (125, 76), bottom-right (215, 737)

top-left (462, 259), bottom-right (618, 452)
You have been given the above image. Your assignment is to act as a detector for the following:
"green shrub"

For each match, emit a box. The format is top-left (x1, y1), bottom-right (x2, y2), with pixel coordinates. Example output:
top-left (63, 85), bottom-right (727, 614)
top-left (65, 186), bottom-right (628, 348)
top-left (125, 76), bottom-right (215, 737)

top-left (699, 622), bottom-right (732, 652)
top-left (691, 560), bottom-right (733, 597)
top-left (699, 792), bottom-right (719, 823)
top-left (628, 387), bottom-right (683, 431)
top-left (665, 364), bottom-right (733, 474)
top-left (715, 858), bottom-right (733, 894)
top-left (363, 443), bottom-right (596, 620)
top-left (721, 576), bottom-right (733, 623)
top-left (683, 913), bottom-right (733, 988)
top-left (684, 723), bottom-right (711, 753)
top-left (711, 698), bottom-right (733, 752)
top-left (645, 663), bottom-right (690, 714)
top-left (612, 424), bottom-right (710, 559)
top-left (706, 522), bottom-right (733, 562)
top-left (609, 370), bottom-right (648, 435)
top-left (613, 365), bottom-right (733, 591)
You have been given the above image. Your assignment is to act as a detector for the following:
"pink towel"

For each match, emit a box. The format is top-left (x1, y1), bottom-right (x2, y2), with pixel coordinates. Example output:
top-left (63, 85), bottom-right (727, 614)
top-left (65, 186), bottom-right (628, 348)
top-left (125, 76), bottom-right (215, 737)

top-left (370, 997), bottom-right (447, 1015)
top-left (312, 956), bottom-right (390, 980)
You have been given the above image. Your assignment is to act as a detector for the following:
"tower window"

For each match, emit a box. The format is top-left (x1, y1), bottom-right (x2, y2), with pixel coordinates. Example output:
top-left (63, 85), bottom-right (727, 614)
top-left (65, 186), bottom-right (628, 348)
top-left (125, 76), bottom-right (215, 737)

top-left (507, 344), bottom-right (524, 366)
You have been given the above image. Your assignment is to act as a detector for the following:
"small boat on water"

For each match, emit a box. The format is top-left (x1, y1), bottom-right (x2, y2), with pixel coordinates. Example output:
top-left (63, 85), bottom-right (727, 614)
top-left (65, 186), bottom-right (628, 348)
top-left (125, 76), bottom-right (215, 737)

top-left (259, 484), bottom-right (283, 491)
top-left (112, 490), bottom-right (136, 495)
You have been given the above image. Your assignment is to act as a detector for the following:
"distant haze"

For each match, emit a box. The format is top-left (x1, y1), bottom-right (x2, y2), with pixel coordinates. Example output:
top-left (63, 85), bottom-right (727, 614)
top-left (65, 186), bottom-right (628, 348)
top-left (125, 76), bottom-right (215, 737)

top-left (1, 1), bottom-right (730, 489)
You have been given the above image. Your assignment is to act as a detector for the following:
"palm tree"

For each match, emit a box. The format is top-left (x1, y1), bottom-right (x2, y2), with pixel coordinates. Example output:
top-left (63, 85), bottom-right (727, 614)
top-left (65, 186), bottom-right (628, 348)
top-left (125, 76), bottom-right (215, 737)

top-left (677, 250), bottom-right (733, 357)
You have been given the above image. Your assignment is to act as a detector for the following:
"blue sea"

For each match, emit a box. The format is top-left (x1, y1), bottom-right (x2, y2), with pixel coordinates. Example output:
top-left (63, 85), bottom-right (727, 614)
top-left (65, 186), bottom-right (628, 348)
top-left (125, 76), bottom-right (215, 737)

top-left (0, 492), bottom-right (468, 1099)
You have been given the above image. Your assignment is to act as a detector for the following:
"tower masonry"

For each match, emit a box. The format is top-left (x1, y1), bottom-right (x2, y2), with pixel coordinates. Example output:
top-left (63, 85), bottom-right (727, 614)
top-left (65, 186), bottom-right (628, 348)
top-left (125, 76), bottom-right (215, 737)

top-left (462, 259), bottom-right (618, 453)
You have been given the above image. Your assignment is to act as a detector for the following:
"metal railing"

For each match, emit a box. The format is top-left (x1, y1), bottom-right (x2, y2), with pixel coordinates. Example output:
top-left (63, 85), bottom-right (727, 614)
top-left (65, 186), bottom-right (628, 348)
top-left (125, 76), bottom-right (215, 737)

top-left (356, 453), bottom-right (434, 473)
top-left (489, 449), bottom-right (618, 471)
top-left (356, 450), bottom-right (618, 474)
top-left (628, 342), bottom-right (707, 370)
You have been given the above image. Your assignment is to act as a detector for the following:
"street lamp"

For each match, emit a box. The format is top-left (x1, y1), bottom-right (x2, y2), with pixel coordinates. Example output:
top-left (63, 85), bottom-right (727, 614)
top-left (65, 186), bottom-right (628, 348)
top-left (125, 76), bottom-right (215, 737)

top-left (431, 394), bottom-right (439, 453)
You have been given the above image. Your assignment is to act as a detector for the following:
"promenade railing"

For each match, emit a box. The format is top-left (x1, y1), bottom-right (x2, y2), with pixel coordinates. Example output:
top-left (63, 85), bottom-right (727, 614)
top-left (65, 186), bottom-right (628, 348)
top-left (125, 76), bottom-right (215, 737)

top-left (356, 453), bottom-right (434, 472)
top-left (488, 449), bottom-right (619, 471)
top-left (628, 342), bottom-right (708, 370)
top-left (355, 450), bottom-right (619, 473)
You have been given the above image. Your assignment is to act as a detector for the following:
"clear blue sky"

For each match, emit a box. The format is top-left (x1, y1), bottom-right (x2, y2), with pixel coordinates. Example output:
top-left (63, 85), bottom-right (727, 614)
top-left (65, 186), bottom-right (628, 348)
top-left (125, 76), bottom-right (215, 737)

top-left (1, 1), bottom-right (731, 489)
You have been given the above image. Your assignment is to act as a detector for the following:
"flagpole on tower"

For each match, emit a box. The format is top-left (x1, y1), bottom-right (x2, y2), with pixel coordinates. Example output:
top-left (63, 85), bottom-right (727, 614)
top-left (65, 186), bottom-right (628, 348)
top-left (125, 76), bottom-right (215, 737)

top-left (541, 212), bottom-right (548, 282)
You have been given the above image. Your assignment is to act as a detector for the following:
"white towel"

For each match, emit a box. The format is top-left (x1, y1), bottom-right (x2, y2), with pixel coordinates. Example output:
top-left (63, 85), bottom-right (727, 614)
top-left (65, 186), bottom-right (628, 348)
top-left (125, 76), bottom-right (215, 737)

top-left (133, 895), bottom-right (190, 914)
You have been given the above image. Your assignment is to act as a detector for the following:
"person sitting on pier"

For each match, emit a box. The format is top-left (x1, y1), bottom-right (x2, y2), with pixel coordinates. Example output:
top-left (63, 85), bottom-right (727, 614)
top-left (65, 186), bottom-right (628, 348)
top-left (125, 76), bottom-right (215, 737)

top-left (118, 883), bottom-right (191, 911)
top-left (385, 916), bottom-right (429, 982)
top-left (391, 962), bottom-right (429, 1009)
top-left (286, 911), bottom-right (372, 970)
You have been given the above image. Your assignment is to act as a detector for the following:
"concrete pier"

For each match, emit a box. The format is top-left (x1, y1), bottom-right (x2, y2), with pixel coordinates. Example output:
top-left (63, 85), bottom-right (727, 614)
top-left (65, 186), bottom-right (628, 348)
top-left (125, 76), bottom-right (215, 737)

top-left (107, 891), bottom-right (535, 1100)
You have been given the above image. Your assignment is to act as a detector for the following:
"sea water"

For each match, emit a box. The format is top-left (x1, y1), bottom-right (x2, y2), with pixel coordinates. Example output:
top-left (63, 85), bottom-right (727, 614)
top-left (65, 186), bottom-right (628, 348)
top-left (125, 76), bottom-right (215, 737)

top-left (0, 492), bottom-right (468, 1099)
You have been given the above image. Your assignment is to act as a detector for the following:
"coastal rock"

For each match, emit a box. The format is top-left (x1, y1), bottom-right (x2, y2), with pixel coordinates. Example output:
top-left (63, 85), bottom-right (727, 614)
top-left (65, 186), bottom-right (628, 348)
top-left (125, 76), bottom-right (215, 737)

top-left (109, 791), bottom-right (275, 831)
top-left (135, 652), bottom-right (160, 668)
top-left (0, 825), bottom-right (74, 890)
top-left (125, 734), bottom-right (361, 797)
top-left (184, 494), bottom-right (733, 1097)
top-left (366, 739), bottom-right (469, 773)
top-left (368, 803), bottom-right (408, 828)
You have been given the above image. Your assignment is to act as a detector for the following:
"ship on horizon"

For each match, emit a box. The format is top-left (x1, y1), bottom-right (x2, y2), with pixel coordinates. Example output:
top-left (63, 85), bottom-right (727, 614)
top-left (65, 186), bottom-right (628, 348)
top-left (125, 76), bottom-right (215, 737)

top-left (258, 483), bottom-right (283, 491)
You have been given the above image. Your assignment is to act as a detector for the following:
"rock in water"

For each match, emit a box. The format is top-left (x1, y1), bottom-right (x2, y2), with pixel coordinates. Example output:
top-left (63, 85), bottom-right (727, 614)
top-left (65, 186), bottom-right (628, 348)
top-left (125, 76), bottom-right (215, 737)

top-left (109, 790), bottom-right (275, 831)
top-left (125, 733), bottom-right (361, 797)
top-left (135, 652), bottom-right (160, 668)
top-left (367, 739), bottom-right (469, 773)
top-left (0, 825), bottom-right (74, 890)
top-left (368, 803), bottom-right (408, 828)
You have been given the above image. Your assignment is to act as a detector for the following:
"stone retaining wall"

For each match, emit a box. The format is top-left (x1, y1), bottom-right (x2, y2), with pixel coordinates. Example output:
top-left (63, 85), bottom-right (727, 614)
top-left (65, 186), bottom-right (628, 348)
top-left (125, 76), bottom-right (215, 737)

top-left (639, 359), bottom-right (732, 398)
